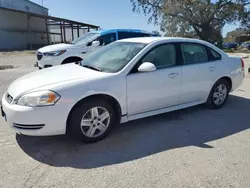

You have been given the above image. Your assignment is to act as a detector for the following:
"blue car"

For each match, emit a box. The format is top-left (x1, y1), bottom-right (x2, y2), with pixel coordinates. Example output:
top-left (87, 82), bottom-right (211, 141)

top-left (36, 29), bottom-right (160, 69)
top-left (73, 29), bottom-right (161, 46)
top-left (224, 42), bottom-right (238, 49)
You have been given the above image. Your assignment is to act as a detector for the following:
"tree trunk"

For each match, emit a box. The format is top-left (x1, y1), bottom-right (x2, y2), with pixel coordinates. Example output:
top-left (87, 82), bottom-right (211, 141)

top-left (194, 23), bottom-right (223, 48)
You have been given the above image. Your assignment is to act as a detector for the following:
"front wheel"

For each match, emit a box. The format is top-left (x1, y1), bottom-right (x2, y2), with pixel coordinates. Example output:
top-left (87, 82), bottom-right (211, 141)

top-left (206, 79), bottom-right (230, 109)
top-left (67, 99), bottom-right (117, 142)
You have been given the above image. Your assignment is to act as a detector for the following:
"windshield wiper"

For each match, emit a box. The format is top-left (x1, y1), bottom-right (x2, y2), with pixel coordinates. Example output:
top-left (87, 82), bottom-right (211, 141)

top-left (82, 65), bottom-right (102, 72)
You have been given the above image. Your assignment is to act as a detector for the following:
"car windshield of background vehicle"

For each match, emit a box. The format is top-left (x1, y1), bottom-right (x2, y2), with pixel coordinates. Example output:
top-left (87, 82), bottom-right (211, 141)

top-left (80, 42), bottom-right (147, 73)
top-left (71, 32), bottom-right (100, 45)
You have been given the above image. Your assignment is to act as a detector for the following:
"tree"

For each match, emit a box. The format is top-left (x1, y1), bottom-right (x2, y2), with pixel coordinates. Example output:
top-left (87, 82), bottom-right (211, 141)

top-left (131, 0), bottom-right (250, 46)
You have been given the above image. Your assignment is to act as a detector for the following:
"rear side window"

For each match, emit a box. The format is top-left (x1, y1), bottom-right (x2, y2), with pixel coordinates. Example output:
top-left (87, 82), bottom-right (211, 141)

top-left (181, 43), bottom-right (208, 65)
top-left (209, 48), bottom-right (221, 61)
top-left (118, 32), bottom-right (150, 40)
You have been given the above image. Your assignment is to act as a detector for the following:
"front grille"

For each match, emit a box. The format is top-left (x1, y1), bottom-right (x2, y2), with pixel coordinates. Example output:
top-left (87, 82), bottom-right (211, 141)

top-left (13, 123), bottom-right (45, 130)
top-left (5, 93), bottom-right (13, 104)
top-left (37, 52), bottom-right (43, 60)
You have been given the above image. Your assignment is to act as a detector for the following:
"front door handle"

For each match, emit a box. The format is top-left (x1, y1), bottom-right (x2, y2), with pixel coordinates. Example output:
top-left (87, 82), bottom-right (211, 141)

top-left (168, 73), bottom-right (179, 78)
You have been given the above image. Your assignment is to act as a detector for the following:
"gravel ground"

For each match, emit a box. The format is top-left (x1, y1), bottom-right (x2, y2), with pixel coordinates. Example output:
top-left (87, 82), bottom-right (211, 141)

top-left (0, 56), bottom-right (36, 69)
top-left (0, 55), bottom-right (250, 188)
top-left (0, 51), bottom-right (36, 69)
top-left (0, 51), bottom-right (35, 58)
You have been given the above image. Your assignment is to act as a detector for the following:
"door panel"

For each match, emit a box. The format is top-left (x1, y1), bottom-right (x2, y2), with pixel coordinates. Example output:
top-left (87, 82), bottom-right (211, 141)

top-left (180, 43), bottom-right (216, 104)
top-left (127, 67), bottom-right (181, 115)
top-left (126, 43), bottom-right (182, 115)
top-left (180, 62), bottom-right (216, 104)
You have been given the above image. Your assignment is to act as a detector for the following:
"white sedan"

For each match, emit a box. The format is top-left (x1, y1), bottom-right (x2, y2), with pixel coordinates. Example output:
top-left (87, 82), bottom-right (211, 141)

top-left (1, 37), bottom-right (245, 142)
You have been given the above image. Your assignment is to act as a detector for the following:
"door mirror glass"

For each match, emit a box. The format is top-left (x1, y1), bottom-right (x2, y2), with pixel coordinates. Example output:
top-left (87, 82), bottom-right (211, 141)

top-left (91, 41), bottom-right (100, 47)
top-left (138, 62), bottom-right (156, 72)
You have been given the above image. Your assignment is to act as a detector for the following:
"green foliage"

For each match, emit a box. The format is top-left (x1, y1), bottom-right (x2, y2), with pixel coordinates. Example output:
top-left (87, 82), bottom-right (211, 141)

top-left (131, 0), bottom-right (250, 44)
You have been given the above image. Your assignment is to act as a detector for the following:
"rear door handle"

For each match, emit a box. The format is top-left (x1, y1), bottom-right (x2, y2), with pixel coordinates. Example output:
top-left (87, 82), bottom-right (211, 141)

top-left (168, 73), bottom-right (179, 78)
top-left (209, 66), bottom-right (215, 71)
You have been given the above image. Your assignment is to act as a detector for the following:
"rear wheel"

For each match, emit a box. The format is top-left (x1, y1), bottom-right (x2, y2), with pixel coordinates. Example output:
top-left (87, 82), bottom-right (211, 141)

top-left (206, 79), bottom-right (230, 109)
top-left (67, 99), bottom-right (117, 142)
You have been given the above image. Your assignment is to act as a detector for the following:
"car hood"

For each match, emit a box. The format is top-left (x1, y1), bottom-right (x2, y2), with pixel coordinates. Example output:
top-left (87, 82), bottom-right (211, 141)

top-left (7, 64), bottom-right (108, 98)
top-left (38, 43), bottom-right (76, 53)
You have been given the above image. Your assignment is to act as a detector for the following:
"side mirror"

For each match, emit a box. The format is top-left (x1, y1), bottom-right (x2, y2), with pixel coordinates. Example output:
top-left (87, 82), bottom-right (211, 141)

top-left (91, 41), bottom-right (100, 47)
top-left (138, 62), bottom-right (156, 72)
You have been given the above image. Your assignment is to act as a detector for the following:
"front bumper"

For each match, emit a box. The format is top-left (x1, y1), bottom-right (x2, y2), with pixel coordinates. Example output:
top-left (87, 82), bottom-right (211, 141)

top-left (36, 61), bottom-right (51, 69)
top-left (36, 53), bottom-right (65, 69)
top-left (1, 93), bottom-right (68, 136)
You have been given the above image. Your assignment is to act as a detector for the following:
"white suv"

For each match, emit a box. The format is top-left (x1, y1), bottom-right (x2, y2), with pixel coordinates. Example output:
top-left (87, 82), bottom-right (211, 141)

top-left (36, 29), bottom-right (159, 69)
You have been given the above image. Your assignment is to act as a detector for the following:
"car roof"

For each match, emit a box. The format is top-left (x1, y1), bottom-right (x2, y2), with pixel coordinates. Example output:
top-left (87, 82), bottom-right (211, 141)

top-left (118, 37), bottom-right (209, 44)
top-left (91, 29), bottom-right (159, 36)
top-left (118, 37), bottom-right (227, 56)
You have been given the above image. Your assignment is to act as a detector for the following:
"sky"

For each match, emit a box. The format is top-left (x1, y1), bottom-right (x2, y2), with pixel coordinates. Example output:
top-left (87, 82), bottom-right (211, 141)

top-left (30, 0), bottom-right (237, 37)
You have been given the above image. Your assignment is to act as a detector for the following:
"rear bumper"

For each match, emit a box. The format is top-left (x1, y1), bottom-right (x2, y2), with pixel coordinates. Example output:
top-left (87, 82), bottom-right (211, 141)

top-left (231, 68), bottom-right (245, 91)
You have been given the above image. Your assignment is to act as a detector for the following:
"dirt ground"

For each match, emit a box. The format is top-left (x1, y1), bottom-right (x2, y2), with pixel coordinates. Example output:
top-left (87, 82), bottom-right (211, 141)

top-left (0, 51), bottom-right (36, 58)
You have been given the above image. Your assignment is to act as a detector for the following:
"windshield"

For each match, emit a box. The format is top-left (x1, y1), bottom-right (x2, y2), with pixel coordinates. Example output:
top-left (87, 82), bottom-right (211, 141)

top-left (71, 32), bottom-right (100, 45)
top-left (80, 42), bottom-right (147, 73)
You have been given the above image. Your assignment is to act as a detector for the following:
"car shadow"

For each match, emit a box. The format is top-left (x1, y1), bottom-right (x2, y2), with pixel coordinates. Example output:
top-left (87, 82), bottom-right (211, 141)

top-left (16, 95), bottom-right (250, 169)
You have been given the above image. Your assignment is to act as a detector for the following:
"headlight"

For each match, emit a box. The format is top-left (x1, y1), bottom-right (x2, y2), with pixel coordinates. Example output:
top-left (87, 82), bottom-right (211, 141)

top-left (15, 90), bottom-right (60, 107)
top-left (43, 50), bottom-right (66, 56)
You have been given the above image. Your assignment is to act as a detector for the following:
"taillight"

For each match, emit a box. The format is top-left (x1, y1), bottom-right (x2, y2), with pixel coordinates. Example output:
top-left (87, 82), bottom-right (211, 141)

top-left (241, 58), bottom-right (245, 68)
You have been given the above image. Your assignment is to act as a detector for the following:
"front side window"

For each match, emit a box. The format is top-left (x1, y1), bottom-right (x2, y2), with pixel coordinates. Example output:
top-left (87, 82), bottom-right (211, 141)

top-left (181, 43), bottom-right (208, 65)
top-left (141, 44), bottom-right (176, 69)
top-left (81, 42), bottom-right (146, 73)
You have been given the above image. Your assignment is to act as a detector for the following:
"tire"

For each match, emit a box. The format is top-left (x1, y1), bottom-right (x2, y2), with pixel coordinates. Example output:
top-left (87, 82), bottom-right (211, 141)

top-left (206, 79), bottom-right (230, 109)
top-left (67, 99), bottom-right (117, 143)
top-left (62, 57), bottom-right (82, 65)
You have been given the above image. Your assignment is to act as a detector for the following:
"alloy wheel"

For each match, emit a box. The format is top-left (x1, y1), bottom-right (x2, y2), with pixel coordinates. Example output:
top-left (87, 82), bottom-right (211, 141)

top-left (80, 107), bottom-right (110, 138)
top-left (213, 84), bottom-right (228, 105)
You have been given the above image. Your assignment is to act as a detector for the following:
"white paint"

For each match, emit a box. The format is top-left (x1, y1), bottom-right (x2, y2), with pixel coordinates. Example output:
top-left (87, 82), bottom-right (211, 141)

top-left (1, 37), bottom-right (245, 136)
top-left (137, 62), bottom-right (156, 72)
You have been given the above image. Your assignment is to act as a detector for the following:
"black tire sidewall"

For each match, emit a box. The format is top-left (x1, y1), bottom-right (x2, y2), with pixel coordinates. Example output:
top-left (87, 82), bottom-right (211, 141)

top-left (67, 99), bottom-right (116, 142)
top-left (62, 57), bottom-right (82, 64)
top-left (207, 79), bottom-right (230, 109)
